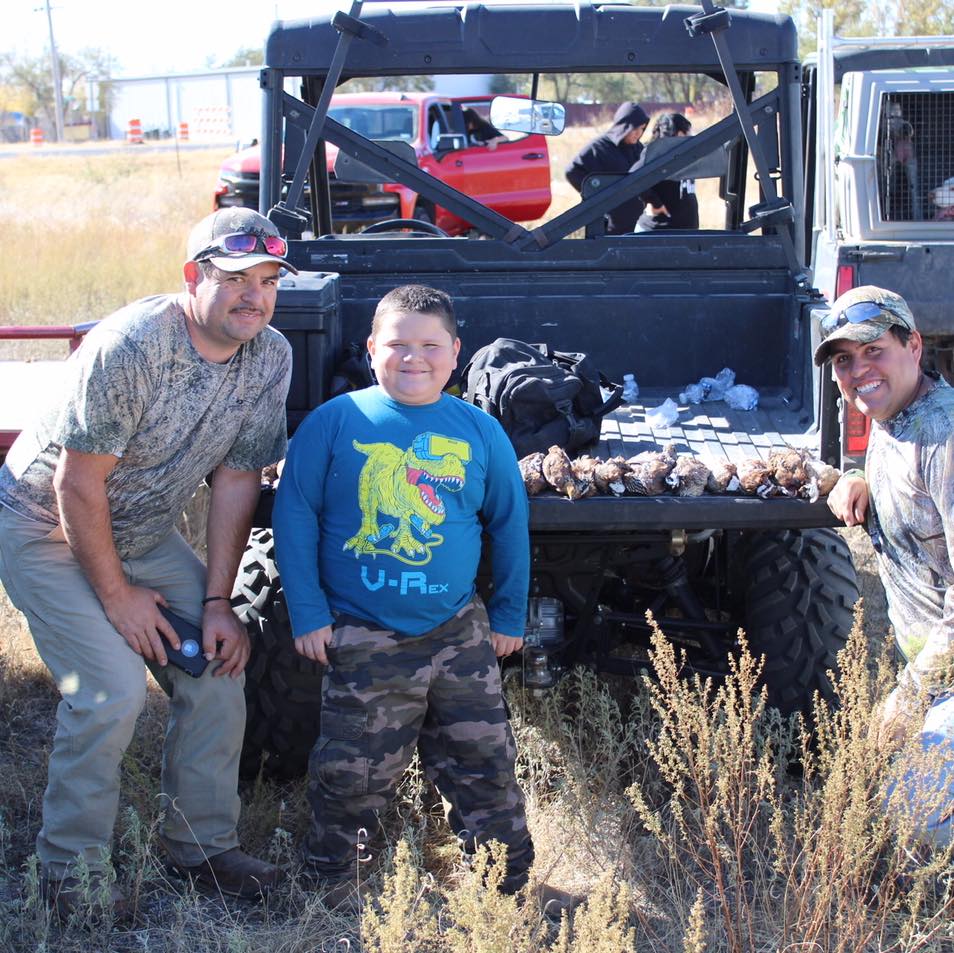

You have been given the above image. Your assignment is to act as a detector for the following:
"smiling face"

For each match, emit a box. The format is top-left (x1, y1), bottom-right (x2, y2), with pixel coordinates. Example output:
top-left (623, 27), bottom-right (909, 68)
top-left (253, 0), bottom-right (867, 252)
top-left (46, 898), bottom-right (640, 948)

top-left (183, 259), bottom-right (281, 362)
top-left (829, 329), bottom-right (924, 422)
top-left (368, 309), bottom-right (461, 406)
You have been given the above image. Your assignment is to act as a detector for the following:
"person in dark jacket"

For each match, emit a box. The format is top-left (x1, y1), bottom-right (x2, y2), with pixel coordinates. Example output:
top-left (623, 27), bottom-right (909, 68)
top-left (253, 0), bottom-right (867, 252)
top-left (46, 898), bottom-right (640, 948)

top-left (635, 112), bottom-right (700, 232)
top-left (565, 101), bottom-right (649, 234)
top-left (463, 107), bottom-right (507, 151)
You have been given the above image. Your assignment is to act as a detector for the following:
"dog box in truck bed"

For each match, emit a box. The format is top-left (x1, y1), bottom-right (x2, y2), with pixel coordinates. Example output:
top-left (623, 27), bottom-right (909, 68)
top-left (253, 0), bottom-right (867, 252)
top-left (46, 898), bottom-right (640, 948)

top-left (232, 0), bottom-right (861, 779)
top-left (805, 13), bottom-right (954, 395)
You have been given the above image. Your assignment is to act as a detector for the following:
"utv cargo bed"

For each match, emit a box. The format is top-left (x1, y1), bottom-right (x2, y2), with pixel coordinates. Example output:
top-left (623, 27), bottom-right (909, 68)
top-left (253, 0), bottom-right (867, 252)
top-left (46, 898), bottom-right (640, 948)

top-left (529, 396), bottom-right (837, 531)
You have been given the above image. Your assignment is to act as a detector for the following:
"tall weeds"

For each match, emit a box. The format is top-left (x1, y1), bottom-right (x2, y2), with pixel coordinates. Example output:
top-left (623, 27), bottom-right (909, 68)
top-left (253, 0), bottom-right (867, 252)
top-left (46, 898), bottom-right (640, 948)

top-left (628, 608), bottom-right (954, 951)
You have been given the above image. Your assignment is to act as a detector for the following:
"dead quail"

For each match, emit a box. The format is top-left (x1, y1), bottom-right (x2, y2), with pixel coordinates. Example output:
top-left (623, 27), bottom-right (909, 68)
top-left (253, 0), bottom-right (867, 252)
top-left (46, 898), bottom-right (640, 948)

top-left (570, 457), bottom-right (598, 498)
top-left (767, 448), bottom-right (809, 493)
top-left (542, 446), bottom-right (574, 493)
top-left (625, 444), bottom-right (678, 496)
top-left (519, 452), bottom-right (547, 495)
top-left (706, 460), bottom-right (739, 494)
top-left (800, 459), bottom-right (842, 502)
top-left (737, 458), bottom-right (773, 495)
top-left (594, 458), bottom-right (627, 496)
top-left (261, 462), bottom-right (281, 488)
top-left (666, 455), bottom-right (711, 497)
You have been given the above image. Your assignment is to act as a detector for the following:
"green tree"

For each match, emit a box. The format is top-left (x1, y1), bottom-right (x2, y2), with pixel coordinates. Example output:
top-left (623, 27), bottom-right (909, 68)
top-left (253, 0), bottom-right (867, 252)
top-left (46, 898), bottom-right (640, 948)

top-left (220, 47), bottom-right (264, 68)
top-left (890, 0), bottom-right (954, 34)
top-left (0, 47), bottom-right (113, 135)
top-left (339, 74), bottom-right (434, 93)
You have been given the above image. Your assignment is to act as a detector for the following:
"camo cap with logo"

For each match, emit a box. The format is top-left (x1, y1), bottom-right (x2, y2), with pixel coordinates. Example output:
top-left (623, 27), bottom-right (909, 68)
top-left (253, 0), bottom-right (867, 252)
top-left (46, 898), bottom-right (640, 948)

top-left (186, 208), bottom-right (298, 275)
top-left (813, 285), bottom-right (916, 366)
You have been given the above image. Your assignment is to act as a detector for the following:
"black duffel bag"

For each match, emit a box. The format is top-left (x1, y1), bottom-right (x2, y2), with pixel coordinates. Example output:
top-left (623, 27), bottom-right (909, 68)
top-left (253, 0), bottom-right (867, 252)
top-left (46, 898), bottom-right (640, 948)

top-left (461, 338), bottom-right (623, 458)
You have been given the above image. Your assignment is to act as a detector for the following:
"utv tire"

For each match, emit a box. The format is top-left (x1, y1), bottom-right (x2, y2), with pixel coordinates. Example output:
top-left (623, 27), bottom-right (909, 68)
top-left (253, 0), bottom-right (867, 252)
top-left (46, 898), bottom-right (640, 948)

top-left (740, 528), bottom-right (858, 715)
top-left (233, 528), bottom-right (323, 779)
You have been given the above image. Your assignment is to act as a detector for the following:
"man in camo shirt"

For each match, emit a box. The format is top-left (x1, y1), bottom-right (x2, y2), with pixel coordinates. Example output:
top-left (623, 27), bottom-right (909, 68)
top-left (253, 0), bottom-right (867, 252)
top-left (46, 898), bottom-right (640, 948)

top-left (0, 208), bottom-right (293, 915)
top-left (821, 285), bottom-right (953, 846)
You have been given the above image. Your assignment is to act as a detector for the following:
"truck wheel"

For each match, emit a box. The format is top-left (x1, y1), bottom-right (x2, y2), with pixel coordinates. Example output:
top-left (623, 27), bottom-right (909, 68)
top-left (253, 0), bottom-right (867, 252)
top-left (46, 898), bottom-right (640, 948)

top-left (232, 528), bottom-right (323, 779)
top-left (740, 528), bottom-right (858, 715)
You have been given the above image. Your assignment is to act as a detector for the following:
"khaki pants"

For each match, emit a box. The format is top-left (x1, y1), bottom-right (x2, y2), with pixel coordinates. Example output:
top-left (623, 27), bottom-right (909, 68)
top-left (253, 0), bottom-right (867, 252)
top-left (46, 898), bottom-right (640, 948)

top-left (0, 506), bottom-right (244, 876)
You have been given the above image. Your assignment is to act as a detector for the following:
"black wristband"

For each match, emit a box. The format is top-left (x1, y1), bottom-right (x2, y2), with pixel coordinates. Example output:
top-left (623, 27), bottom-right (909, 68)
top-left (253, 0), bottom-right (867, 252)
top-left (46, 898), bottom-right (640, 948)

top-left (201, 596), bottom-right (230, 606)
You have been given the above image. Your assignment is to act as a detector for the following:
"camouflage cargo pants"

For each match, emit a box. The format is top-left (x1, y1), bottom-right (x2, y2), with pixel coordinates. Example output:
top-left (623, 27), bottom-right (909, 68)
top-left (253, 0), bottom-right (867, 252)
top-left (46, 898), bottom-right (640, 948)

top-left (304, 598), bottom-right (534, 892)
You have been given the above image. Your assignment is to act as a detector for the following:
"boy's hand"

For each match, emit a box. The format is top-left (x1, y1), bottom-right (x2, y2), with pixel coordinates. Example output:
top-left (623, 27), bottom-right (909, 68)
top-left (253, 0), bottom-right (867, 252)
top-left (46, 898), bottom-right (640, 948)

top-left (295, 625), bottom-right (334, 665)
top-left (491, 632), bottom-right (523, 658)
top-left (827, 473), bottom-right (869, 526)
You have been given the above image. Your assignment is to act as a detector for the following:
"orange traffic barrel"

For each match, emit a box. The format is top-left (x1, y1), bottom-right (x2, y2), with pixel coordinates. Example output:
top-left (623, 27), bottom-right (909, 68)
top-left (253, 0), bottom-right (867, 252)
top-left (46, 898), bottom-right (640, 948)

top-left (126, 118), bottom-right (144, 144)
top-left (178, 121), bottom-right (189, 142)
top-left (30, 127), bottom-right (44, 146)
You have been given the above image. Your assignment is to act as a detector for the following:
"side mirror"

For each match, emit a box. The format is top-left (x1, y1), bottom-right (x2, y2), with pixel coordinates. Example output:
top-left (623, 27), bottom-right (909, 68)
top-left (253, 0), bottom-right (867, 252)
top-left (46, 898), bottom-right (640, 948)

top-left (490, 96), bottom-right (566, 136)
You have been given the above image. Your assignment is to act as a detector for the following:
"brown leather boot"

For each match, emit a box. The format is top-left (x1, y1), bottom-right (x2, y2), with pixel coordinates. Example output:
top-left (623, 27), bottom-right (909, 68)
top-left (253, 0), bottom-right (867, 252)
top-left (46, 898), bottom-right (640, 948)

top-left (167, 847), bottom-right (285, 899)
top-left (530, 882), bottom-right (581, 920)
top-left (40, 872), bottom-right (130, 921)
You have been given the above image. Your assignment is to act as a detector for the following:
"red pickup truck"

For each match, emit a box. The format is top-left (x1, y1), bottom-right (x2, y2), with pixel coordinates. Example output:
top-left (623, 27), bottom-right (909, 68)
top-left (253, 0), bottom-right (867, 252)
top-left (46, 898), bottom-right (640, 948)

top-left (214, 92), bottom-right (552, 236)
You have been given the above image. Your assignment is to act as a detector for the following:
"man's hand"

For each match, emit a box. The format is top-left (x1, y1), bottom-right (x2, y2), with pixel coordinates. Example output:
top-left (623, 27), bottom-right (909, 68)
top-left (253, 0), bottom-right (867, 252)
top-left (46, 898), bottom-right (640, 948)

top-left (827, 473), bottom-right (869, 526)
top-left (202, 600), bottom-right (250, 678)
top-left (491, 632), bottom-right (523, 658)
top-left (102, 584), bottom-right (178, 665)
top-left (295, 625), bottom-right (334, 665)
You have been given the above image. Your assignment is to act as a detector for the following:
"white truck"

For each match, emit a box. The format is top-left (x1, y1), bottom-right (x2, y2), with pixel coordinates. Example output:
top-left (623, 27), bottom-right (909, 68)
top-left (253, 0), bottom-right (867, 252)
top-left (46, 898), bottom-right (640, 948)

top-left (805, 12), bottom-right (954, 468)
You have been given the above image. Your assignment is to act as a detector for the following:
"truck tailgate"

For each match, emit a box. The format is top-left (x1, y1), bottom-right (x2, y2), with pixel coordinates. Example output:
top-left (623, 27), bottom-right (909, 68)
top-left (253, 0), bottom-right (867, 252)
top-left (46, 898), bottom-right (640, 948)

top-left (849, 241), bottom-right (954, 338)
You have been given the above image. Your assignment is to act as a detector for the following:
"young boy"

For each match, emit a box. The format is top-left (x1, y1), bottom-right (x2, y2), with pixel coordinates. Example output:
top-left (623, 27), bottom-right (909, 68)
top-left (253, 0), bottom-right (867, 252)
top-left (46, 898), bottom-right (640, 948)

top-left (273, 284), bottom-right (535, 905)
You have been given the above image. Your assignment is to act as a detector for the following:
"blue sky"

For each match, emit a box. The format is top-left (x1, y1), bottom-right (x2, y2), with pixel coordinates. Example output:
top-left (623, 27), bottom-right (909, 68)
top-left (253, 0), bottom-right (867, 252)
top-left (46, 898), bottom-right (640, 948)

top-left (8, 0), bottom-right (781, 77)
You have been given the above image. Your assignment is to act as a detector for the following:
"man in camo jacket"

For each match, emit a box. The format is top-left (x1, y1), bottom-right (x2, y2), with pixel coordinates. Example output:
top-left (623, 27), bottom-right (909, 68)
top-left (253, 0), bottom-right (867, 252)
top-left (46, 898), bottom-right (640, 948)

top-left (823, 285), bottom-right (954, 847)
top-left (0, 208), bottom-right (293, 915)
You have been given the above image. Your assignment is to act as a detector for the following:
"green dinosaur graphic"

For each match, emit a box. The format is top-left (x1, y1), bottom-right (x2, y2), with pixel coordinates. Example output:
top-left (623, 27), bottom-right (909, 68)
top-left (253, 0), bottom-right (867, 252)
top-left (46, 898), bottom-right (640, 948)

top-left (344, 432), bottom-right (469, 561)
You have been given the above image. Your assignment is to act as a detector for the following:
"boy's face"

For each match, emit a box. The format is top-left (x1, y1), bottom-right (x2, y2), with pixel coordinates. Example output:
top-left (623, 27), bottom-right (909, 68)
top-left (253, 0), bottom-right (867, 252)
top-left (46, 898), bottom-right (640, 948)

top-left (368, 309), bottom-right (460, 405)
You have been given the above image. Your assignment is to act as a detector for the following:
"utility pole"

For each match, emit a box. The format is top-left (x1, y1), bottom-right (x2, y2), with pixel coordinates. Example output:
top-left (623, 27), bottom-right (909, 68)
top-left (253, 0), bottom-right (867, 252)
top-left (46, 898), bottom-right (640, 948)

top-left (43, 0), bottom-right (65, 142)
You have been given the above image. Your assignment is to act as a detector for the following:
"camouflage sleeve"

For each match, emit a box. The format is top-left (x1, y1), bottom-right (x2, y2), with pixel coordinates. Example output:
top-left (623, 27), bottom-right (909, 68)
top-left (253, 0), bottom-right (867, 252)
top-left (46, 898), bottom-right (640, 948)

top-left (904, 437), bottom-right (954, 697)
top-left (479, 419), bottom-right (530, 638)
top-left (223, 341), bottom-right (292, 471)
top-left (51, 331), bottom-right (152, 458)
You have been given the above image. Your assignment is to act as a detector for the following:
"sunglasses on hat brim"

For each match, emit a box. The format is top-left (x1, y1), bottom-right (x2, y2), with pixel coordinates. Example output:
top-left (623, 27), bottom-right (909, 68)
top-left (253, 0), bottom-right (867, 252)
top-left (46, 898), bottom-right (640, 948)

top-left (820, 300), bottom-right (912, 337)
top-left (193, 232), bottom-right (288, 261)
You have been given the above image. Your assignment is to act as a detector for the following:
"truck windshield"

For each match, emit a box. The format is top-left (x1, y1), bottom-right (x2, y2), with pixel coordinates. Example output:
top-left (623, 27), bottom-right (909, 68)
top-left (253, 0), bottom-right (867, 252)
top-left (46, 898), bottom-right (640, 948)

top-left (326, 104), bottom-right (417, 142)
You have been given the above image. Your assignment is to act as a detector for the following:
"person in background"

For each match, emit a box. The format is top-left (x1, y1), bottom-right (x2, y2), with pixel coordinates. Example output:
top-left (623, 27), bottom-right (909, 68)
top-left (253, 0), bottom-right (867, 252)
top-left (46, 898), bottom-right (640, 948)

top-left (634, 112), bottom-right (700, 232)
top-left (565, 101), bottom-right (650, 234)
top-left (463, 107), bottom-right (507, 150)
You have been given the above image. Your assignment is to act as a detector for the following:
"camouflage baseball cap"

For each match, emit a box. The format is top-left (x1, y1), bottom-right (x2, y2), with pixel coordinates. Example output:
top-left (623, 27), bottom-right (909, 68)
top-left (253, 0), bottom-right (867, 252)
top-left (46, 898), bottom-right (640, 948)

top-left (186, 208), bottom-right (298, 275)
top-left (813, 285), bottom-right (916, 366)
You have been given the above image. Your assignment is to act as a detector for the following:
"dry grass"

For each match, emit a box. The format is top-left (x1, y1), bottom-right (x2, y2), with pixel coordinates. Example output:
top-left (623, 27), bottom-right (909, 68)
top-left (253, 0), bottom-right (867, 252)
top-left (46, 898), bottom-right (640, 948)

top-left (1, 137), bottom-right (949, 951)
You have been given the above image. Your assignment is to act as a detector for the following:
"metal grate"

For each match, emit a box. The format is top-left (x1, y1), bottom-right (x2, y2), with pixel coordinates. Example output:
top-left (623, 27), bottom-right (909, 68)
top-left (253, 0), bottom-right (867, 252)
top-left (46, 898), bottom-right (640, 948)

top-left (877, 90), bottom-right (954, 223)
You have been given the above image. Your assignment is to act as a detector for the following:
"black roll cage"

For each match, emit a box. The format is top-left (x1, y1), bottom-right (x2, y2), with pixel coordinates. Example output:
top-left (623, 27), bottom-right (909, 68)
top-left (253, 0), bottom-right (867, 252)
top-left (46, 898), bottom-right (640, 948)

top-left (259, 1), bottom-right (805, 272)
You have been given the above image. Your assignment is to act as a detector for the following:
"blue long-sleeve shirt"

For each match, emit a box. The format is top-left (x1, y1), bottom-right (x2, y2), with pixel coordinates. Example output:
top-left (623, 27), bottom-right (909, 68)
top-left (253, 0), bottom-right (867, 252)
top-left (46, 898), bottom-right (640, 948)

top-left (274, 386), bottom-right (530, 638)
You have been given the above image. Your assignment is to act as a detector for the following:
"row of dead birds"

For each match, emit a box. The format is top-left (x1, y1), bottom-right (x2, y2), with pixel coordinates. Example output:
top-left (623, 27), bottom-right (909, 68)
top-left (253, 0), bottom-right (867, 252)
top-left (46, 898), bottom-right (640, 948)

top-left (519, 444), bottom-right (841, 503)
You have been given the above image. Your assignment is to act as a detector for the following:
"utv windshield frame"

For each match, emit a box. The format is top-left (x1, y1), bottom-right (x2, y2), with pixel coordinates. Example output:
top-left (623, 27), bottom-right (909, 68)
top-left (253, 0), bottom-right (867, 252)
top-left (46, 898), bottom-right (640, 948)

top-left (260, 1), bottom-right (803, 259)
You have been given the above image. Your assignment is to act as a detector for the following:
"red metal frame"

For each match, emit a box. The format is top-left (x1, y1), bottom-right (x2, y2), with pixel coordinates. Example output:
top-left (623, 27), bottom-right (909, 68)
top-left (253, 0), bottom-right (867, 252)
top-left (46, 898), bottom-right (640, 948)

top-left (0, 325), bottom-right (89, 352)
